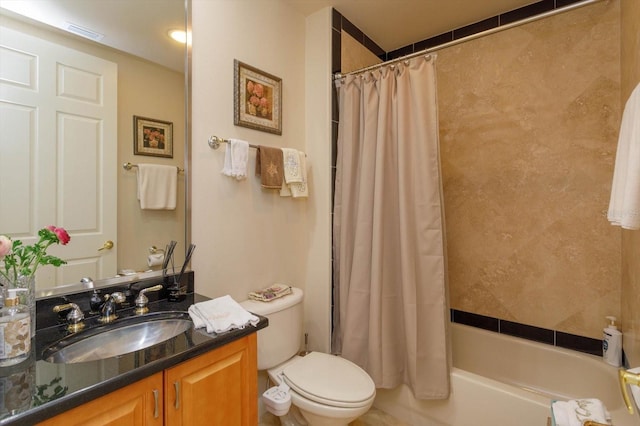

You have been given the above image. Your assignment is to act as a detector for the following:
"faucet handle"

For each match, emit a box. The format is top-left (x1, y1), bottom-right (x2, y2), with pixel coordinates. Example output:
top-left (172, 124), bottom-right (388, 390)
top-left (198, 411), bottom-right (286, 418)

top-left (53, 303), bottom-right (85, 333)
top-left (619, 368), bottom-right (640, 414)
top-left (134, 284), bottom-right (164, 315)
top-left (98, 292), bottom-right (127, 323)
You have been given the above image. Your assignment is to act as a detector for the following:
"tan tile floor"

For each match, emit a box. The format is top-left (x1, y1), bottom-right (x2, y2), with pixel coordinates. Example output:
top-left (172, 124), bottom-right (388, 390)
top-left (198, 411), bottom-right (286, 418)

top-left (259, 407), bottom-right (409, 426)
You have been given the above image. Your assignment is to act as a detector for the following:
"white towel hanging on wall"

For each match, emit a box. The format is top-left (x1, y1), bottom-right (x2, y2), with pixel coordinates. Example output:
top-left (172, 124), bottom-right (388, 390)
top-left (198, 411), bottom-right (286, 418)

top-left (608, 82), bottom-right (640, 230)
top-left (136, 163), bottom-right (177, 210)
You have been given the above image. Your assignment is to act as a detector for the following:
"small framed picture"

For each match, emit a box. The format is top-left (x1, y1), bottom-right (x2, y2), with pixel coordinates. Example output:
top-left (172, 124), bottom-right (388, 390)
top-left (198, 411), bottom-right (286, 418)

top-left (234, 60), bottom-right (282, 135)
top-left (133, 116), bottom-right (173, 158)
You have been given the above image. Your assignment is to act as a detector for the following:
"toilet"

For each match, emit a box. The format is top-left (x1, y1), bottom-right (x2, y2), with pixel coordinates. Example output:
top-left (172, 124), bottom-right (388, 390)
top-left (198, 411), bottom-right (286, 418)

top-left (240, 287), bottom-right (376, 426)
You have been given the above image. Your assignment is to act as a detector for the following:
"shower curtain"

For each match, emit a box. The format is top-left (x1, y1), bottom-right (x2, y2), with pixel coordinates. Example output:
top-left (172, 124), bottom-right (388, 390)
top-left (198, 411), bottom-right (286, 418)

top-left (332, 55), bottom-right (450, 399)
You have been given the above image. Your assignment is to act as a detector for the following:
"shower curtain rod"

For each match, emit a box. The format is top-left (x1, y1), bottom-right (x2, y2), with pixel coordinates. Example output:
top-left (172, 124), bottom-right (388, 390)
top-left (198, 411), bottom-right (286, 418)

top-left (333, 0), bottom-right (603, 80)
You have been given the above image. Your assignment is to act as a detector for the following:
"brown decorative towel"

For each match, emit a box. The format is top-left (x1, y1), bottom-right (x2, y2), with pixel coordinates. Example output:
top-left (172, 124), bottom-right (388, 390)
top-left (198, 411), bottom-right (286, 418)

top-left (255, 146), bottom-right (284, 189)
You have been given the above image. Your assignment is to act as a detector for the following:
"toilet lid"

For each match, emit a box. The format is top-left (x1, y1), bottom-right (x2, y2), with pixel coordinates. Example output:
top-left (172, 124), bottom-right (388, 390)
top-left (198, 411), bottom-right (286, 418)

top-left (282, 352), bottom-right (375, 408)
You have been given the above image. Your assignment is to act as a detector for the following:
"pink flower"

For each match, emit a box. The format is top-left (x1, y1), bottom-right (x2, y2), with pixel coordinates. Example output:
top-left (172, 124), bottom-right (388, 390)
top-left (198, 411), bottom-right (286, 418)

top-left (46, 225), bottom-right (71, 245)
top-left (0, 236), bottom-right (12, 259)
top-left (249, 95), bottom-right (260, 107)
top-left (246, 81), bottom-right (254, 94)
top-left (253, 83), bottom-right (264, 97)
top-left (260, 97), bottom-right (268, 108)
top-left (55, 228), bottom-right (71, 245)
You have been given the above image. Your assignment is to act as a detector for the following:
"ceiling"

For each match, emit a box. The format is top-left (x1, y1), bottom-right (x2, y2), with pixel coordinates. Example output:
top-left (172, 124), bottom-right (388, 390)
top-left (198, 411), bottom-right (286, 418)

top-left (283, 0), bottom-right (539, 52)
top-left (0, 0), bottom-right (540, 70)
top-left (0, 0), bottom-right (186, 72)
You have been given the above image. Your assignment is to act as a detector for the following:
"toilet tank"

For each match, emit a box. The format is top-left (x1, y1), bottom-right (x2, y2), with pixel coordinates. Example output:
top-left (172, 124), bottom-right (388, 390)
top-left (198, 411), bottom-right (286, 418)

top-left (240, 287), bottom-right (303, 370)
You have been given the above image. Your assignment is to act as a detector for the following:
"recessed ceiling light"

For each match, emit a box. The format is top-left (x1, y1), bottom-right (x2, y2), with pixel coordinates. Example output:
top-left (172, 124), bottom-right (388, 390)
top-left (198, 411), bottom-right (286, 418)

top-left (168, 29), bottom-right (187, 44)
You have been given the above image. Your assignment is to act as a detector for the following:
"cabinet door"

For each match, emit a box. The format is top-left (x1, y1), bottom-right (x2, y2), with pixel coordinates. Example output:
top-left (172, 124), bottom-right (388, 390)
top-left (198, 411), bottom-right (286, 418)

top-left (165, 334), bottom-right (258, 426)
top-left (37, 372), bottom-right (163, 426)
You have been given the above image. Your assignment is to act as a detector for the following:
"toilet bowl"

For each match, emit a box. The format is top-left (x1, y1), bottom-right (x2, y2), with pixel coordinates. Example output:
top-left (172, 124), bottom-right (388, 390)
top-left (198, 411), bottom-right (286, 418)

top-left (268, 352), bottom-right (376, 426)
top-left (240, 287), bottom-right (376, 426)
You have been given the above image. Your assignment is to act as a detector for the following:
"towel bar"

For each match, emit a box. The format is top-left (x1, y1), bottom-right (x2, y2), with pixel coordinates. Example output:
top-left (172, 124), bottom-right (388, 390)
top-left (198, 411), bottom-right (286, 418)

top-left (207, 136), bottom-right (306, 156)
top-left (123, 162), bottom-right (183, 173)
top-left (208, 135), bottom-right (259, 150)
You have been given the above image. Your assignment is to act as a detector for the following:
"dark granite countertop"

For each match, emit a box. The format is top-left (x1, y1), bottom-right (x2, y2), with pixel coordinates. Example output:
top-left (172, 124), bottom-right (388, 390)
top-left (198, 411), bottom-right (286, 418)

top-left (0, 288), bottom-right (267, 425)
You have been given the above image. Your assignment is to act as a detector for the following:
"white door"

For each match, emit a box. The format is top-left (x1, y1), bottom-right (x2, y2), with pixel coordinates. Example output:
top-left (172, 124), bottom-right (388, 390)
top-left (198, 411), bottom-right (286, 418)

top-left (0, 26), bottom-right (117, 288)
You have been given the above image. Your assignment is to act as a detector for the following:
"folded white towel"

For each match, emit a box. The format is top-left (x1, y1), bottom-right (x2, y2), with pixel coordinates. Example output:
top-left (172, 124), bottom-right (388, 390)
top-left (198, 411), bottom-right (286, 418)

top-left (188, 295), bottom-right (259, 334)
top-left (221, 139), bottom-right (249, 180)
top-left (136, 164), bottom-right (177, 210)
top-left (551, 399), bottom-right (610, 426)
top-left (608, 82), bottom-right (640, 230)
top-left (282, 148), bottom-right (303, 183)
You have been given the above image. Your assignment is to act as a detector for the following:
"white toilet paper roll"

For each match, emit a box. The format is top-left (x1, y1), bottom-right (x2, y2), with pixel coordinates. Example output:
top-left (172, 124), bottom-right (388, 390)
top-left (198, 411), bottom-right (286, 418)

top-left (147, 253), bottom-right (164, 267)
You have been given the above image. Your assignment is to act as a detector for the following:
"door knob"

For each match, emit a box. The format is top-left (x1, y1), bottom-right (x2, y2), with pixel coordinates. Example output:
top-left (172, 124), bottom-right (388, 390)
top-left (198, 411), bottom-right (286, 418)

top-left (99, 240), bottom-right (114, 251)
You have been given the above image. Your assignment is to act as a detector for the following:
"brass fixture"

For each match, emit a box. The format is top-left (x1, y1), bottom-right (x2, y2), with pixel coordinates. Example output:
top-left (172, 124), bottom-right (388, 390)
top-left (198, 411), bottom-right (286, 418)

top-left (98, 240), bottom-right (114, 251)
top-left (53, 303), bottom-right (85, 333)
top-left (134, 284), bottom-right (164, 315)
top-left (618, 368), bottom-right (640, 414)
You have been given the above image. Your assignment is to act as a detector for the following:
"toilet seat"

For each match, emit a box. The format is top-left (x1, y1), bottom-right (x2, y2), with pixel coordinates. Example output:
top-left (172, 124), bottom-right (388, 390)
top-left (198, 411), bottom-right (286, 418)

top-left (281, 352), bottom-right (376, 409)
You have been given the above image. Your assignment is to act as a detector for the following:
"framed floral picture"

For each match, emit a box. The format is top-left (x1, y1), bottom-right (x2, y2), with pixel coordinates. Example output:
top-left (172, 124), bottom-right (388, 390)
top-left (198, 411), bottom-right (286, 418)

top-left (234, 60), bottom-right (282, 135)
top-left (133, 116), bottom-right (173, 158)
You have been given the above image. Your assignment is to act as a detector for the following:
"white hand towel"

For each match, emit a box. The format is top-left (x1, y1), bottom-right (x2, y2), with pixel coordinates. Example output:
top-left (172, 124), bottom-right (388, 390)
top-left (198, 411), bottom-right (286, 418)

top-left (136, 164), bottom-right (177, 210)
top-left (188, 295), bottom-right (259, 334)
top-left (608, 82), bottom-right (640, 230)
top-left (551, 399), bottom-right (610, 426)
top-left (282, 148), bottom-right (303, 183)
top-left (221, 139), bottom-right (249, 180)
top-left (290, 151), bottom-right (309, 198)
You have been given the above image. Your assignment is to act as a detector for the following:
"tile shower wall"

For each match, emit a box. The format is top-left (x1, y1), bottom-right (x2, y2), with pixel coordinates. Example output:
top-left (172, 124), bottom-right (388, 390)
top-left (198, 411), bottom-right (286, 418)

top-left (334, 0), bottom-right (621, 341)
top-left (620, 0), bottom-right (640, 366)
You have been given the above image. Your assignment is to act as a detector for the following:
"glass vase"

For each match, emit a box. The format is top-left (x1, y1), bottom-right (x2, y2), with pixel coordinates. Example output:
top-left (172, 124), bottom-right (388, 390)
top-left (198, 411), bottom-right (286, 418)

top-left (0, 275), bottom-right (36, 337)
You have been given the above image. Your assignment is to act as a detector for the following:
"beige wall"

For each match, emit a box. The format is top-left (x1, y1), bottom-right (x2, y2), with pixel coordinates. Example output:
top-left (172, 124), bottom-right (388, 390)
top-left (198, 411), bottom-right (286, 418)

top-left (620, 0), bottom-right (640, 366)
top-left (1, 15), bottom-right (186, 276)
top-left (191, 1), bottom-right (334, 351)
top-left (438, 0), bottom-right (621, 339)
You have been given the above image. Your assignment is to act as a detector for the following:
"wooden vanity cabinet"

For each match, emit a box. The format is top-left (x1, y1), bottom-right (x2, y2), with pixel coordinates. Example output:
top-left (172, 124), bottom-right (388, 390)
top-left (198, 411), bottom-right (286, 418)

top-left (37, 333), bottom-right (258, 426)
top-left (164, 334), bottom-right (258, 425)
top-left (37, 373), bottom-right (163, 426)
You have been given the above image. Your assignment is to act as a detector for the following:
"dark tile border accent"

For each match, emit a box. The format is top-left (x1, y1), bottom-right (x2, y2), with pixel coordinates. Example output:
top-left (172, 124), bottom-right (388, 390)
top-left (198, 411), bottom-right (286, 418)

top-left (450, 309), bottom-right (498, 332)
top-left (556, 331), bottom-right (602, 357)
top-left (451, 309), bottom-right (606, 358)
top-left (500, 0), bottom-right (555, 25)
top-left (500, 319), bottom-right (554, 345)
top-left (453, 16), bottom-right (499, 40)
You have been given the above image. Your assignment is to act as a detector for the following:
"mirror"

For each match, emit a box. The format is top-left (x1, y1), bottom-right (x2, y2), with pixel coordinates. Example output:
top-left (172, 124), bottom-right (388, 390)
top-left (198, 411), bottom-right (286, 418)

top-left (0, 0), bottom-right (188, 291)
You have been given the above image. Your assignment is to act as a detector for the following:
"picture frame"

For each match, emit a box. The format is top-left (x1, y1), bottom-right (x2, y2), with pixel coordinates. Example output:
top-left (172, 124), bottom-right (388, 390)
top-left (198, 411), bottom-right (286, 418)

top-left (234, 60), bottom-right (282, 135)
top-left (133, 115), bottom-right (173, 158)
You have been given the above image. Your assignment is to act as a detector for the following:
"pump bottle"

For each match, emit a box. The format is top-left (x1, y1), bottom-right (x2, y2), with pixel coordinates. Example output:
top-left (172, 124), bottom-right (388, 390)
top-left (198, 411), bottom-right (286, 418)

top-left (603, 316), bottom-right (622, 367)
top-left (0, 288), bottom-right (31, 366)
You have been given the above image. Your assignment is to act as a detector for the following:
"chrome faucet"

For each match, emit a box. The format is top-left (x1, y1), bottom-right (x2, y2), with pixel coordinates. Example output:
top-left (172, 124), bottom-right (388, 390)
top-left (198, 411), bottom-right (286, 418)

top-left (53, 303), bottom-right (85, 333)
top-left (99, 292), bottom-right (127, 323)
top-left (134, 284), bottom-right (163, 315)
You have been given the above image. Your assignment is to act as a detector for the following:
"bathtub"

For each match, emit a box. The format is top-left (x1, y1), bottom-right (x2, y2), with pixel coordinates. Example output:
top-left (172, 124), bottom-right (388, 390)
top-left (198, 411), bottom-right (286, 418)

top-left (373, 323), bottom-right (639, 426)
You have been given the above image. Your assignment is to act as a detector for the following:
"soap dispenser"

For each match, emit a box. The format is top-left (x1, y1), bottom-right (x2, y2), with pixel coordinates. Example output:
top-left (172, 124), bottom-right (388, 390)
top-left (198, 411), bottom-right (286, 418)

top-left (0, 288), bottom-right (31, 367)
top-left (603, 316), bottom-right (622, 367)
